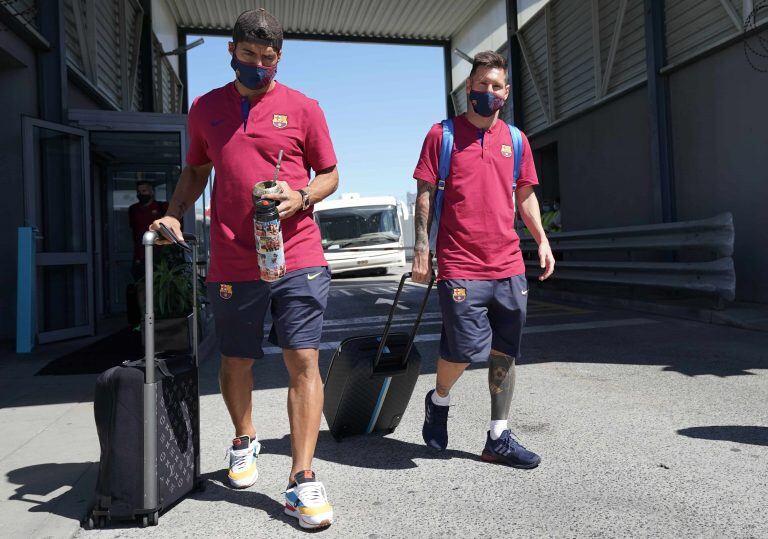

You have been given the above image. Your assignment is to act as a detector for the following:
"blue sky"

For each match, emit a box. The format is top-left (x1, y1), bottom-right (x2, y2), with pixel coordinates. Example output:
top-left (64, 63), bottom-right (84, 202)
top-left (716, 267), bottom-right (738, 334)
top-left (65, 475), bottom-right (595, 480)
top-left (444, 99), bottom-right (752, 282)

top-left (186, 36), bottom-right (446, 202)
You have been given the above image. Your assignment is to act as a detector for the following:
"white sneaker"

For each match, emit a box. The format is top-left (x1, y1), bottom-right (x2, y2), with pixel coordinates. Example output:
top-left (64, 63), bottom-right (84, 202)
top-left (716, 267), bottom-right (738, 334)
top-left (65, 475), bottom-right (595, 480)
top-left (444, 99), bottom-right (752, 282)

top-left (284, 471), bottom-right (334, 529)
top-left (227, 435), bottom-right (260, 489)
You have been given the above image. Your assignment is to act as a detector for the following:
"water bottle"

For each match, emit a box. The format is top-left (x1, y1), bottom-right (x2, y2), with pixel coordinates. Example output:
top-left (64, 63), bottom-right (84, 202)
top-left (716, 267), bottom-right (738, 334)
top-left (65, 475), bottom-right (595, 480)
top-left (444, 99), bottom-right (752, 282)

top-left (253, 197), bottom-right (286, 282)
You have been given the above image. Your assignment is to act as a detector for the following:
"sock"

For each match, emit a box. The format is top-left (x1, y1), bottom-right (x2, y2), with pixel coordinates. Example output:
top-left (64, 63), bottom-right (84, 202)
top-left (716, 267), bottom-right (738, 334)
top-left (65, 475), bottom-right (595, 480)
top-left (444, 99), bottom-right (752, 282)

top-left (431, 390), bottom-right (450, 406)
top-left (489, 420), bottom-right (508, 440)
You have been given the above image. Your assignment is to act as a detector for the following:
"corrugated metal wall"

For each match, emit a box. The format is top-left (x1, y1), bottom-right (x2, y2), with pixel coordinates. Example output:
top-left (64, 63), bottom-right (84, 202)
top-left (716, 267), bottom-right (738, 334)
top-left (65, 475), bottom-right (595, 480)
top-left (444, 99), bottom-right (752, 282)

top-left (511, 0), bottom-right (759, 136)
top-left (664, 0), bottom-right (746, 66)
top-left (514, 0), bottom-right (648, 135)
top-left (519, 10), bottom-right (550, 132)
top-left (94, 0), bottom-right (122, 106)
top-left (165, 0), bottom-right (487, 40)
top-left (551, 0), bottom-right (594, 119)
top-left (61, 0), bottom-right (184, 113)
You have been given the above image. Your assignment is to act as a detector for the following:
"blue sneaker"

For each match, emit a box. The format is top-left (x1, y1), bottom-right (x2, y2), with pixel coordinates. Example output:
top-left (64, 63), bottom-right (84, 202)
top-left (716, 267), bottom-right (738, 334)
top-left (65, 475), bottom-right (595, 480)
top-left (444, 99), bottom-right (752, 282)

top-left (422, 390), bottom-right (449, 450)
top-left (481, 430), bottom-right (541, 469)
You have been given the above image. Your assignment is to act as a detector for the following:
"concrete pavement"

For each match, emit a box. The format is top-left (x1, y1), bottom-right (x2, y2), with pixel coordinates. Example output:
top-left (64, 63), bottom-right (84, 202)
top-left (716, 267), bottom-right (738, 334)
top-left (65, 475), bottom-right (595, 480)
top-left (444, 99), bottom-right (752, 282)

top-left (1, 270), bottom-right (767, 537)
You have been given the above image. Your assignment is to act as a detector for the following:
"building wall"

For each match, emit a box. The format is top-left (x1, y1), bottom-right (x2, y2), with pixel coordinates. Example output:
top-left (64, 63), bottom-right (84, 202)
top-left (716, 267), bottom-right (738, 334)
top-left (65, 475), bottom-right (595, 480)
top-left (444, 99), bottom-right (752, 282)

top-left (529, 87), bottom-right (654, 230)
top-left (67, 80), bottom-right (103, 110)
top-left (0, 29), bottom-right (38, 340)
top-left (517, 0), bottom-right (549, 27)
top-left (152, 0), bottom-right (179, 74)
top-left (668, 39), bottom-right (768, 303)
top-left (450, 0), bottom-right (507, 90)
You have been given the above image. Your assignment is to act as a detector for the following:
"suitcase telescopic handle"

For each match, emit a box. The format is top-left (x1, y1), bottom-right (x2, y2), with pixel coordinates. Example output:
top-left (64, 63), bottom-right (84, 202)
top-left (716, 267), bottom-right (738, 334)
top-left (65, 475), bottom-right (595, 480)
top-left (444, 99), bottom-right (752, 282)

top-left (373, 271), bottom-right (435, 371)
top-left (142, 231), bottom-right (199, 384)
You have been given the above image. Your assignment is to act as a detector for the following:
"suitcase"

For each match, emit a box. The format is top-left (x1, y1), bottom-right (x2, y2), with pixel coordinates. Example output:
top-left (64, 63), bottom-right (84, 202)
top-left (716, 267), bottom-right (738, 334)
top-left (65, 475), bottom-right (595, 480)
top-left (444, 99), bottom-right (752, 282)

top-left (323, 272), bottom-right (434, 441)
top-left (87, 231), bottom-right (202, 529)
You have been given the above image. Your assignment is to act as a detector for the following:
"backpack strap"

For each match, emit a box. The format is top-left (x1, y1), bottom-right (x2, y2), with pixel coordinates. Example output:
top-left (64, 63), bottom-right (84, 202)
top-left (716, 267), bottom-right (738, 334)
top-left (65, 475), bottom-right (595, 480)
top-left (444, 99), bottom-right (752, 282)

top-left (508, 123), bottom-right (523, 190)
top-left (428, 118), bottom-right (454, 253)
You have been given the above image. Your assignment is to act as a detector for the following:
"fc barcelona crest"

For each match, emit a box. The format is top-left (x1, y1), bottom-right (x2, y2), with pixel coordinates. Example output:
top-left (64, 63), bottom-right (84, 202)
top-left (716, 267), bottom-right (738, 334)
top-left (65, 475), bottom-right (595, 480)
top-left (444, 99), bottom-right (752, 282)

top-left (501, 144), bottom-right (513, 158)
top-left (272, 114), bottom-right (288, 129)
top-left (219, 284), bottom-right (233, 300)
top-left (452, 287), bottom-right (467, 303)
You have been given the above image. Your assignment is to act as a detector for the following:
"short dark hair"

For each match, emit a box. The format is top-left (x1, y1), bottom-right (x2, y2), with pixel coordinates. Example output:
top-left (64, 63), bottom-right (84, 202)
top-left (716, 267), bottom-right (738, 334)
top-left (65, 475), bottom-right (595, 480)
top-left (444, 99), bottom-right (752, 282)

top-left (136, 180), bottom-right (154, 190)
top-left (233, 8), bottom-right (283, 52)
top-left (469, 50), bottom-right (508, 78)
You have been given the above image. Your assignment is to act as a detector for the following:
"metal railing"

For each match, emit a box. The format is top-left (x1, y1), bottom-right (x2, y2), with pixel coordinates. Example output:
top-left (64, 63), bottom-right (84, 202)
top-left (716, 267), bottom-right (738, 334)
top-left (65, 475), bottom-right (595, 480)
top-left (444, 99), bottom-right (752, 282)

top-left (520, 213), bottom-right (736, 302)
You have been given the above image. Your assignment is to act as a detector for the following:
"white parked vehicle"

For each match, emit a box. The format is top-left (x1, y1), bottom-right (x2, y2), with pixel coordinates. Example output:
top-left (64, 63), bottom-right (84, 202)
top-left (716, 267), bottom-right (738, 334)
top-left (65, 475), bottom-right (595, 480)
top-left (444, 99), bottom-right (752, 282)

top-left (314, 194), bottom-right (407, 275)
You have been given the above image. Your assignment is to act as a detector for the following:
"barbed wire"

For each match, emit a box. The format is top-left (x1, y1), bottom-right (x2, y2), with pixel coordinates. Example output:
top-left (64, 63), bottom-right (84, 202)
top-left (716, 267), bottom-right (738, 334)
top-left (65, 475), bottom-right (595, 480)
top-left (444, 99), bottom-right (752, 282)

top-left (744, 0), bottom-right (768, 73)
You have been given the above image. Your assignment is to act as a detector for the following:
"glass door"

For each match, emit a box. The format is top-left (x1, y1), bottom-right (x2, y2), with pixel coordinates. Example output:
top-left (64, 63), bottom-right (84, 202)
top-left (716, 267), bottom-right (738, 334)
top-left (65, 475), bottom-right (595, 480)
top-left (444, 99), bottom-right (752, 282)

top-left (22, 118), bottom-right (94, 343)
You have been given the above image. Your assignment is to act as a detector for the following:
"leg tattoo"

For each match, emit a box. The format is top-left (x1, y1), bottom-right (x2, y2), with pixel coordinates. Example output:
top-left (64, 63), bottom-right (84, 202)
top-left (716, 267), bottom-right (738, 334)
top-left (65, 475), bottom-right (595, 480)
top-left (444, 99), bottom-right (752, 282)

top-left (489, 352), bottom-right (516, 421)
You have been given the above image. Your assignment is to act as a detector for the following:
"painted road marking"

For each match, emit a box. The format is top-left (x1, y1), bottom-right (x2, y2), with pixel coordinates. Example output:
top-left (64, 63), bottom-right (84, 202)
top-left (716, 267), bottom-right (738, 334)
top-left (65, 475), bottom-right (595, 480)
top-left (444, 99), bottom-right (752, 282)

top-left (260, 318), bottom-right (658, 355)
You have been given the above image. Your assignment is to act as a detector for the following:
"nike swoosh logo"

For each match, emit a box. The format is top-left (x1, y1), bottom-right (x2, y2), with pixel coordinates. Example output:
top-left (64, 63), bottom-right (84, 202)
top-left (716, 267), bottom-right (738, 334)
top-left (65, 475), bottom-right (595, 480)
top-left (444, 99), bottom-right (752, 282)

top-left (307, 272), bottom-right (323, 280)
top-left (210, 119), bottom-right (224, 126)
top-left (521, 289), bottom-right (529, 295)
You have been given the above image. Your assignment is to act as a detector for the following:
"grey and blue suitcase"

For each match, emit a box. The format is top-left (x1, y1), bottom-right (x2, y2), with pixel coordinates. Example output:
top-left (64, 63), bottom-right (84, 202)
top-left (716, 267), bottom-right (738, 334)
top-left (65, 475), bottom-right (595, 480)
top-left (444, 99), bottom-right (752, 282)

top-left (323, 272), bottom-right (434, 441)
top-left (87, 231), bottom-right (203, 529)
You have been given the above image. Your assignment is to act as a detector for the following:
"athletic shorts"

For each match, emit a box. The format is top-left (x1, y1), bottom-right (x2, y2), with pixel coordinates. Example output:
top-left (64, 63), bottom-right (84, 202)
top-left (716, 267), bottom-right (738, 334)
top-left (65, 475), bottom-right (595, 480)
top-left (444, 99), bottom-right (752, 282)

top-left (438, 274), bottom-right (528, 364)
top-left (207, 266), bottom-right (331, 359)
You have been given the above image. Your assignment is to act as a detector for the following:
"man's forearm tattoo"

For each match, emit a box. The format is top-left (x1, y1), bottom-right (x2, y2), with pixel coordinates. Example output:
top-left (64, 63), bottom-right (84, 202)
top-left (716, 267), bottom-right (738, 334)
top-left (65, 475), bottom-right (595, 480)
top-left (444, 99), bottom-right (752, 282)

top-left (414, 180), bottom-right (436, 254)
top-left (489, 352), bottom-right (516, 421)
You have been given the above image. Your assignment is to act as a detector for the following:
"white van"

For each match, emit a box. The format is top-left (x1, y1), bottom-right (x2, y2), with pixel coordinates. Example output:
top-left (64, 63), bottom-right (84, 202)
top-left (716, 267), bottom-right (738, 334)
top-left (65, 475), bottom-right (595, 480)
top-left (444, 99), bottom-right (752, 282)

top-left (314, 194), bottom-right (407, 275)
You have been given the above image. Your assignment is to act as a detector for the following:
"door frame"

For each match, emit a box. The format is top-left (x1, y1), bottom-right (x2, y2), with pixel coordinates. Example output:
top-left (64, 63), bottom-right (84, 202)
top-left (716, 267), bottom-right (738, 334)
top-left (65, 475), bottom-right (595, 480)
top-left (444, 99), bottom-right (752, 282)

top-left (68, 109), bottom-right (190, 315)
top-left (22, 116), bottom-right (94, 343)
top-left (68, 109), bottom-right (189, 228)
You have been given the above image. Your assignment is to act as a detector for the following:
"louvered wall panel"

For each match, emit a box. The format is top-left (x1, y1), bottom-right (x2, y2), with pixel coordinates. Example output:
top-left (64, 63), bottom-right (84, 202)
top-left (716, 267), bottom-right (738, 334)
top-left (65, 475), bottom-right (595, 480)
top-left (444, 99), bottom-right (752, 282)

top-left (521, 52), bottom-right (547, 133)
top-left (551, 0), bottom-right (594, 117)
top-left (602, 0), bottom-right (646, 95)
top-left (94, 0), bottom-right (122, 105)
top-left (125, 0), bottom-right (142, 111)
top-left (665, 0), bottom-right (741, 65)
top-left (519, 11), bottom-right (549, 131)
top-left (63, 0), bottom-right (85, 73)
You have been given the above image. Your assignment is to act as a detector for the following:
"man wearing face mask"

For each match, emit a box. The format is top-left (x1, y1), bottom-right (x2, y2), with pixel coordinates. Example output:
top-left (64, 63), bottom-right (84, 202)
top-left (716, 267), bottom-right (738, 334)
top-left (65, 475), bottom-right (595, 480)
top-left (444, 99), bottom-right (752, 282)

top-left (128, 181), bottom-right (168, 280)
top-left (412, 51), bottom-right (555, 468)
top-left (149, 8), bottom-right (338, 530)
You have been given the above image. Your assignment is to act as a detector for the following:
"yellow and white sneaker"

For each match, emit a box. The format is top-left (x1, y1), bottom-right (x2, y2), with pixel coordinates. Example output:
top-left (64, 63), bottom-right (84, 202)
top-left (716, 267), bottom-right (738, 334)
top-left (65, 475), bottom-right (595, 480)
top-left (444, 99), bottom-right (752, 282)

top-left (227, 435), bottom-right (260, 489)
top-left (284, 470), bottom-right (334, 529)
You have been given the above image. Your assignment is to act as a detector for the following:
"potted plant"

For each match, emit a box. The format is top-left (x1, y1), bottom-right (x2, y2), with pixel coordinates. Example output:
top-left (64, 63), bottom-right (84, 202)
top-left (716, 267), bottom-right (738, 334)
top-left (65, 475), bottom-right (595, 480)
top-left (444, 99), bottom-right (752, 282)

top-left (137, 249), bottom-right (203, 353)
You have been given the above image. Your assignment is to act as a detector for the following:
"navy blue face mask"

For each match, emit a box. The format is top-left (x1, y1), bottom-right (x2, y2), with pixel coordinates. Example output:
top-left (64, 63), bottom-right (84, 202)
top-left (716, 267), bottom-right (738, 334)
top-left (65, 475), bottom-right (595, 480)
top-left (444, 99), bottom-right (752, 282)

top-left (230, 56), bottom-right (277, 90)
top-left (468, 90), bottom-right (506, 117)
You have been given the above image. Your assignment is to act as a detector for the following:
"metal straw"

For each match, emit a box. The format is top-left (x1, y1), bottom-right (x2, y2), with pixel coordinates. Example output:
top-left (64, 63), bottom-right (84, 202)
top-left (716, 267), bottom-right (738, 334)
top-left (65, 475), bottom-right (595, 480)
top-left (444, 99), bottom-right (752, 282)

top-left (272, 150), bottom-right (284, 183)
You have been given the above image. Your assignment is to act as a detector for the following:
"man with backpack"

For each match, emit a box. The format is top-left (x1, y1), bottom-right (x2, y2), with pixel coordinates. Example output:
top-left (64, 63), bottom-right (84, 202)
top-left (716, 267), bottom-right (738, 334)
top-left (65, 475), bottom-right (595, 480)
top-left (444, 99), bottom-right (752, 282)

top-left (411, 51), bottom-right (555, 467)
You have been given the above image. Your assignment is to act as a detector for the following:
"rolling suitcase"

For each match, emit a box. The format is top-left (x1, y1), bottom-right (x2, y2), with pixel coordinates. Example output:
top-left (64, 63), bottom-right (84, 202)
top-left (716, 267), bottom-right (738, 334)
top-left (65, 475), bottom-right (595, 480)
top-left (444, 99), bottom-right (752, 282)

top-left (323, 272), bottom-right (434, 441)
top-left (87, 231), bottom-right (203, 529)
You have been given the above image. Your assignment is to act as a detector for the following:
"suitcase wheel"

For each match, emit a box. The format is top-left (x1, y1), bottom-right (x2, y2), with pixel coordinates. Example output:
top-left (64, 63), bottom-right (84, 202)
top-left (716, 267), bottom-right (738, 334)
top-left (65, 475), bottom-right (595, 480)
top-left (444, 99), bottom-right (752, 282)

top-left (196, 479), bottom-right (207, 492)
top-left (138, 511), bottom-right (159, 527)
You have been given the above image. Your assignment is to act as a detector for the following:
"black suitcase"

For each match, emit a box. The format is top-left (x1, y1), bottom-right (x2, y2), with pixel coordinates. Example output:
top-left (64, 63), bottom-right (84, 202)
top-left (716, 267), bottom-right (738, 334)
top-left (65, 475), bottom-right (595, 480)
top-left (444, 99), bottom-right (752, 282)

top-left (323, 272), bottom-right (434, 441)
top-left (87, 232), bottom-right (202, 529)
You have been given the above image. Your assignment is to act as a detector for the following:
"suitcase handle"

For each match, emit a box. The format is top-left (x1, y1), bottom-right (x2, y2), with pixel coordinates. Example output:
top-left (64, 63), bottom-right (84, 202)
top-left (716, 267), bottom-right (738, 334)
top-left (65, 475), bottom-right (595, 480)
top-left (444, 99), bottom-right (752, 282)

top-left (142, 231), bottom-right (199, 385)
top-left (373, 271), bottom-right (435, 372)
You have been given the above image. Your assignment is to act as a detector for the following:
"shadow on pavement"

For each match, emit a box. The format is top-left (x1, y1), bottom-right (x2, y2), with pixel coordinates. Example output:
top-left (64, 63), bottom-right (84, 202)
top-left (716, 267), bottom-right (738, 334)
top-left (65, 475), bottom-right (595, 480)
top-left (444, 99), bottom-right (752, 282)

top-left (194, 471), bottom-right (309, 531)
top-left (5, 462), bottom-right (95, 521)
top-left (676, 425), bottom-right (768, 446)
top-left (260, 431), bottom-right (479, 470)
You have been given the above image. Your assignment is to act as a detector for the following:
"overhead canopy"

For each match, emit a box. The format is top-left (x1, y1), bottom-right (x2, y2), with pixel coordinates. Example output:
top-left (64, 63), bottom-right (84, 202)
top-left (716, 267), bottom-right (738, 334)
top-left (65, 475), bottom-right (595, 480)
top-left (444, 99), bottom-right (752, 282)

top-left (165, 0), bottom-right (488, 42)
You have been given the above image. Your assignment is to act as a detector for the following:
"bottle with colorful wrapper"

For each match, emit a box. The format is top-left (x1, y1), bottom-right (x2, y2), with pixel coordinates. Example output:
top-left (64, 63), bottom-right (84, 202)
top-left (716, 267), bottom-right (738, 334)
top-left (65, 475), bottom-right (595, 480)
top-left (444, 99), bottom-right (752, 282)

top-left (253, 197), bottom-right (286, 282)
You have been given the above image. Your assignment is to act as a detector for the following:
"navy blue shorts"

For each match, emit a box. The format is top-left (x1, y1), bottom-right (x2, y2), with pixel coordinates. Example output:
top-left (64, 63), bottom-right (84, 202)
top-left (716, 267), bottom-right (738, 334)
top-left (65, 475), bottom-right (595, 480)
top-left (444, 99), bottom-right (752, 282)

top-left (438, 274), bottom-right (528, 364)
top-left (207, 266), bottom-right (331, 359)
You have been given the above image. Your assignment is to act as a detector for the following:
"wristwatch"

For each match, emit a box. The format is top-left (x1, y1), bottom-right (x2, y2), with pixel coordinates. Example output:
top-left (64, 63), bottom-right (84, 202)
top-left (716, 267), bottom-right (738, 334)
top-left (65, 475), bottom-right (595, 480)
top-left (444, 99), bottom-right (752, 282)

top-left (298, 189), bottom-right (311, 210)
